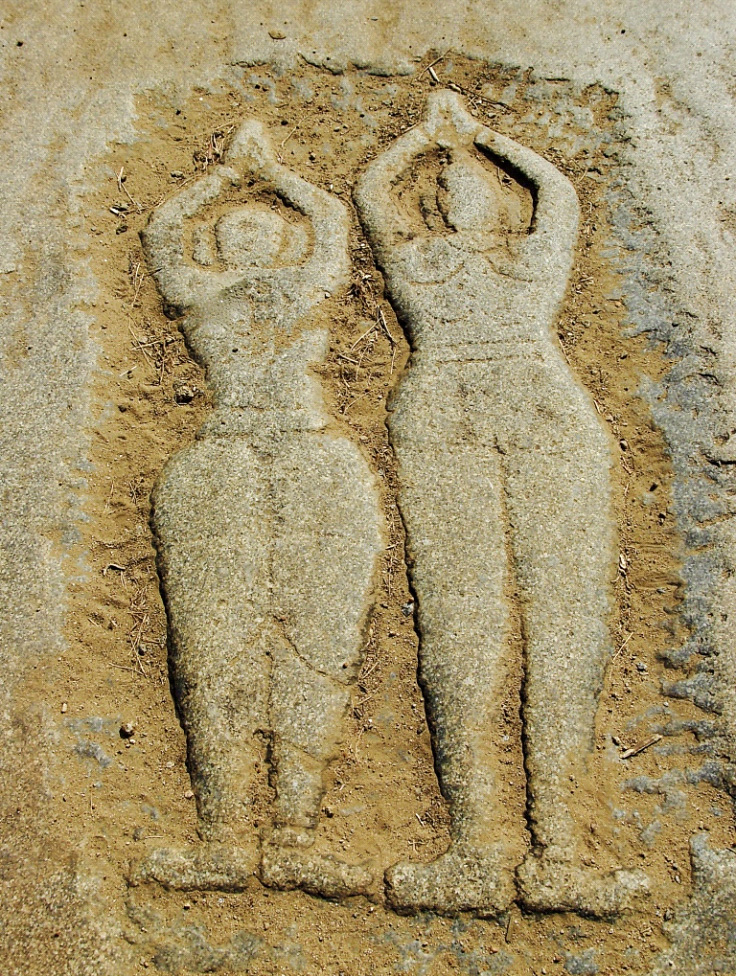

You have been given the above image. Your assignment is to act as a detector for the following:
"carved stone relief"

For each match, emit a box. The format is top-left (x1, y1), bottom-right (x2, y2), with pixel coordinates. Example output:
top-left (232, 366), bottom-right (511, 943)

top-left (132, 120), bottom-right (384, 898)
top-left (130, 91), bottom-right (647, 920)
top-left (4, 1), bottom-right (736, 965)
top-left (355, 90), bottom-right (646, 917)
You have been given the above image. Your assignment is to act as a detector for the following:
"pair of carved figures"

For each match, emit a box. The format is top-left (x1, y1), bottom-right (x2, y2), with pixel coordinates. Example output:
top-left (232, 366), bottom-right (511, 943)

top-left (133, 91), bottom-right (647, 917)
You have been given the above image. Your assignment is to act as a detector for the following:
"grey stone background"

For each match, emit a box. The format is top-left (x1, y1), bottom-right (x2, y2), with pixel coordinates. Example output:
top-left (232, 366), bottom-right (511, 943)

top-left (2, 2), bottom-right (736, 972)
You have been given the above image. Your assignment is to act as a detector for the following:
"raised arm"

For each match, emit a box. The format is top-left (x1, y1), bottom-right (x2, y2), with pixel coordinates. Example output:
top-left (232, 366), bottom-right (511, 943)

top-left (354, 124), bottom-right (439, 262)
top-left (356, 89), bottom-right (579, 276)
top-left (419, 89), bottom-right (579, 257)
top-left (143, 119), bottom-right (352, 315)
top-left (225, 119), bottom-right (350, 296)
top-left (141, 166), bottom-right (245, 313)
top-left (289, 175), bottom-right (350, 296)
top-left (474, 127), bottom-right (579, 263)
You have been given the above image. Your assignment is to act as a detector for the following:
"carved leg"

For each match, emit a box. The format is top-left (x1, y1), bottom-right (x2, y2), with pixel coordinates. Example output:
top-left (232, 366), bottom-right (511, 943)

top-left (130, 440), bottom-right (267, 891)
top-left (259, 435), bottom-right (381, 899)
top-left (504, 392), bottom-right (648, 916)
top-left (261, 648), bottom-right (374, 899)
top-left (383, 378), bottom-right (517, 916)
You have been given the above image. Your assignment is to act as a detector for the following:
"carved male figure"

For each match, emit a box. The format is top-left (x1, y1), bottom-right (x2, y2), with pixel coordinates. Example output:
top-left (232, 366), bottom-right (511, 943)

top-left (355, 90), bottom-right (646, 917)
top-left (134, 120), bottom-right (382, 897)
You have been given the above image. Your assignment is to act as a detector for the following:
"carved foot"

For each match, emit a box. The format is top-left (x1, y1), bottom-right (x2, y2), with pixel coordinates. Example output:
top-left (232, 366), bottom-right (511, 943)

top-left (129, 844), bottom-right (258, 892)
top-left (516, 853), bottom-right (649, 917)
top-left (260, 842), bottom-right (374, 900)
top-left (385, 845), bottom-right (514, 917)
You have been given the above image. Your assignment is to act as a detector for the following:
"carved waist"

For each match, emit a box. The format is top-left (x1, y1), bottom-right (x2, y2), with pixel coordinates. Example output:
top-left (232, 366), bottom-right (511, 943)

top-left (200, 406), bottom-right (327, 438)
top-left (413, 333), bottom-right (555, 362)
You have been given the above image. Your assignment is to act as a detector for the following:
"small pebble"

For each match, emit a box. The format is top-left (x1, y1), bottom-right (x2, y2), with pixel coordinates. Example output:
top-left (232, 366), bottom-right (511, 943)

top-left (174, 382), bottom-right (196, 404)
top-left (120, 722), bottom-right (135, 739)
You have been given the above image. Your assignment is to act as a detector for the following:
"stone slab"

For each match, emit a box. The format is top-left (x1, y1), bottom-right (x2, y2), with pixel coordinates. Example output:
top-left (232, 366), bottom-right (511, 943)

top-left (1, 3), bottom-right (736, 974)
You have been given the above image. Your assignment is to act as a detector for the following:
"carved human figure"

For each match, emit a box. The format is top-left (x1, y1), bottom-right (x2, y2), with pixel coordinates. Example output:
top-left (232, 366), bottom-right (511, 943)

top-left (133, 120), bottom-right (382, 897)
top-left (355, 90), bottom-right (647, 916)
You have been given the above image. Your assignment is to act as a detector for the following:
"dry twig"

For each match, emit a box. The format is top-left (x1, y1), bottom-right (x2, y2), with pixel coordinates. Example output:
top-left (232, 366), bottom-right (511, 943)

top-left (621, 734), bottom-right (662, 760)
top-left (116, 166), bottom-right (143, 213)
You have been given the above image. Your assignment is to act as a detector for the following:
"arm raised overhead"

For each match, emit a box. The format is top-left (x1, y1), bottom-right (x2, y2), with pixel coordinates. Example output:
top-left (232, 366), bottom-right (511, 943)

top-left (355, 89), bottom-right (578, 277)
top-left (354, 124), bottom-right (441, 262)
top-left (473, 127), bottom-right (579, 268)
top-left (141, 167), bottom-right (246, 314)
top-left (143, 119), bottom-right (351, 315)
top-left (353, 88), bottom-right (487, 260)
top-left (226, 120), bottom-right (350, 297)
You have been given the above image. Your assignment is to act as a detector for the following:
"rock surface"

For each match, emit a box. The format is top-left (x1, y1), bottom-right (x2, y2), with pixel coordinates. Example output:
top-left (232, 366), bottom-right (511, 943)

top-left (357, 89), bottom-right (643, 918)
top-left (1, 3), bottom-right (735, 974)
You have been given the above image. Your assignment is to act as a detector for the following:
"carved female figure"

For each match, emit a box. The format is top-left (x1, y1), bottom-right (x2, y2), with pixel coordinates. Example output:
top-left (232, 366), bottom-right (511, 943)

top-left (134, 120), bottom-right (382, 897)
top-left (355, 90), bottom-right (646, 917)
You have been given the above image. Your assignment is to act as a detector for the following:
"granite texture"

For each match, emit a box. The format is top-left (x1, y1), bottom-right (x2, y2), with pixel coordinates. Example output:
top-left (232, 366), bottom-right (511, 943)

top-left (2, 2), bottom-right (736, 972)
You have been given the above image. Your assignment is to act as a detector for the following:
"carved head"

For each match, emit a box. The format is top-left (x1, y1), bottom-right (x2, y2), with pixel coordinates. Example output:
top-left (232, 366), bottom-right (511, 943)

top-left (212, 203), bottom-right (308, 270)
top-left (438, 149), bottom-right (504, 235)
